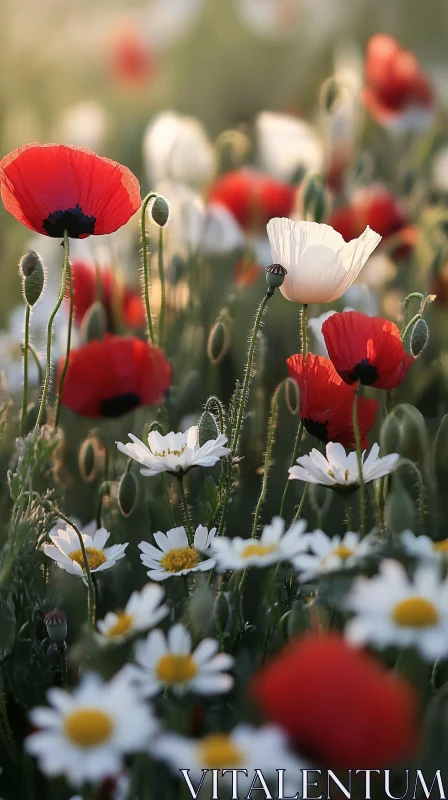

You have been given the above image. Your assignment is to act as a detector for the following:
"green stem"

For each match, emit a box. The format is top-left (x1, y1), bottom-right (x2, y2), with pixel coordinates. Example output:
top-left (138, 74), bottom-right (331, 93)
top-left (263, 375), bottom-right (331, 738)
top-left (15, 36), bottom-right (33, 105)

top-left (96, 444), bottom-right (110, 528)
top-left (397, 458), bottom-right (425, 534)
top-left (177, 475), bottom-right (194, 543)
top-left (378, 476), bottom-right (387, 535)
top-left (292, 482), bottom-right (309, 522)
top-left (60, 645), bottom-right (68, 689)
top-left (53, 233), bottom-right (72, 429)
top-left (345, 497), bottom-right (353, 532)
top-left (158, 226), bottom-right (166, 348)
top-left (353, 386), bottom-right (366, 537)
top-left (252, 381), bottom-right (282, 537)
top-left (25, 342), bottom-right (43, 387)
top-left (0, 688), bottom-right (18, 761)
top-left (141, 193), bottom-right (157, 345)
top-left (401, 312), bottom-right (421, 342)
top-left (20, 304), bottom-right (31, 436)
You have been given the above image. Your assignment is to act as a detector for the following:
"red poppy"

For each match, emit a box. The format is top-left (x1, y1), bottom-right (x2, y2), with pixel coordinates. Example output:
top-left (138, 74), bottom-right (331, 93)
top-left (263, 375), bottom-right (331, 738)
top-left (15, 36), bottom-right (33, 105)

top-left (208, 168), bottom-right (296, 231)
top-left (329, 184), bottom-right (407, 243)
top-left (287, 353), bottom-right (378, 449)
top-left (364, 34), bottom-right (433, 127)
top-left (251, 632), bottom-right (420, 768)
top-left (233, 256), bottom-right (262, 287)
top-left (109, 26), bottom-right (154, 86)
top-left (68, 260), bottom-right (145, 329)
top-left (322, 311), bottom-right (414, 390)
top-left (0, 143), bottom-right (141, 238)
top-left (56, 335), bottom-right (171, 418)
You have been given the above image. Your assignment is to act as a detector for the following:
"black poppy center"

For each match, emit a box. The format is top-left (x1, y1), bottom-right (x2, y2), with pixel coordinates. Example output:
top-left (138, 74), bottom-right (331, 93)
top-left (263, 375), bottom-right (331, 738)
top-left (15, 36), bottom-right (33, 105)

top-left (348, 358), bottom-right (379, 386)
top-left (43, 204), bottom-right (96, 238)
top-left (99, 392), bottom-right (141, 418)
top-left (302, 417), bottom-right (329, 444)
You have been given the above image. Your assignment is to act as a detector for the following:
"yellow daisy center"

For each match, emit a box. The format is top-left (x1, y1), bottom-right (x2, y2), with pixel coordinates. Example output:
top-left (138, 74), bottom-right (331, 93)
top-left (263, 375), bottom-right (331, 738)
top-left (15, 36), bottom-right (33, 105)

top-left (156, 653), bottom-right (198, 684)
top-left (198, 734), bottom-right (243, 768)
top-left (433, 539), bottom-right (448, 553)
top-left (70, 547), bottom-right (106, 571)
top-left (64, 708), bottom-right (114, 747)
top-left (154, 444), bottom-right (187, 458)
top-left (160, 547), bottom-right (198, 572)
top-left (105, 612), bottom-right (134, 639)
top-left (392, 596), bottom-right (439, 628)
top-left (241, 543), bottom-right (277, 559)
top-left (332, 544), bottom-right (355, 560)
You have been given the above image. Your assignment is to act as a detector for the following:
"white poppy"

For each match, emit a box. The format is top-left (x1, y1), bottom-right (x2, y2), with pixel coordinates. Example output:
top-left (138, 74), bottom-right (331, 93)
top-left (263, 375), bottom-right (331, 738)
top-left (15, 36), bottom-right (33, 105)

top-left (266, 217), bottom-right (381, 304)
top-left (26, 672), bottom-right (157, 787)
top-left (400, 531), bottom-right (448, 561)
top-left (128, 623), bottom-right (233, 697)
top-left (43, 520), bottom-right (128, 583)
top-left (139, 525), bottom-right (216, 581)
top-left (96, 583), bottom-right (169, 644)
top-left (116, 425), bottom-right (230, 477)
top-left (256, 111), bottom-right (323, 183)
top-left (143, 111), bottom-right (216, 189)
top-left (211, 517), bottom-right (308, 571)
top-left (345, 559), bottom-right (448, 661)
top-left (292, 530), bottom-right (376, 582)
top-left (289, 442), bottom-right (399, 489)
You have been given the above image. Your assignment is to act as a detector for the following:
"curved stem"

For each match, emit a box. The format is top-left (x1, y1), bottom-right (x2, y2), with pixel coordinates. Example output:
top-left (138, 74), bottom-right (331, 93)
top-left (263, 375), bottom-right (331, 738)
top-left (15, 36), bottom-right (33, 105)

top-left (353, 386), bottom-right (366, 537)
top-left (53, 233), bottom-right (72, 429)
top-left (252, 381), bottom-right (282, 537)
top-left (158, 226), bottom-right (166, 348)
top-left (20, 304), bottom-right (31, 436)
top-left (292, 483), bottom-right (309, 522)
top-left (401, 312), bottom-right (421, 342)
top-left (141, 193), bottom-right (157, 345)
top-left (26, 341), bottom-right (43, 387)
top-left (397, 457), bottom-right (425, 534)
top-left (177, 475), bottom-right (194, 543)
top-left (96, 444), bottom-right (110, 529)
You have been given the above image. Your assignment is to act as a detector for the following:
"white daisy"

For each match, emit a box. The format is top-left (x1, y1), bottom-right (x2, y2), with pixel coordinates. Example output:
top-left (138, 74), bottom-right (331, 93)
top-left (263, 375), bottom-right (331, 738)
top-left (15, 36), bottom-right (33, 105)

top-left (401, 531), bottom-right (448, 561)
top-left (153, 724), bottom-right (304, 797)
top-left (210, 517), bottom-right (308, 571)
top-left (116, 425), bottom-right (230, 477)
top-left (266, 217), bottom-right (381, 304)
top-left (26, 672), bottom-right (157, 787)
top-left (289, 442), bottom-right (399, 490)
top-left (96, 584), bottom-right (169, 645)
top-left (43, 520), bottom-right (128, 583)
top-left (292, 530), bottom-right (376, 582)
top-left (139, 525), bottom-right (216, 581)
top-left (345, 559), bottom-right (448, 661)
top-left (128, 623), bottom-right (233, 697)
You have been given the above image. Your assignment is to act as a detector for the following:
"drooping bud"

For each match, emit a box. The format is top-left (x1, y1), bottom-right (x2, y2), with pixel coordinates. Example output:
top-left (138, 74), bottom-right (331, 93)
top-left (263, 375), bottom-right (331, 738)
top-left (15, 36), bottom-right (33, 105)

top-left (380, 414), bottom-right (401, 455)
top-left (266, 263), bottom-right (287, 290)
top-left (207, 313), bottom-right (232, 365)
top-left (118, 470), bottom-right (138, 517)
top-left (302, 175), bottom-right (326, 223)
top-left (198, 410), bottom-right (219, 447)
top-left (393, 403), bottom-right (428, 465)
top-left (385, 479), bottom-right (415, 535)
top-left (20, 250), bottom-right (45, 307)
top-left (81, 301), bottom-right (107, 343)
top-left (78, 435), bottom-right (104, 483)
top-left (151, 195), bottom-right (170, 227)
top-left (410, 318), bottom-right (429, 358)
top-left (44, 609), bottom-right (67, 648)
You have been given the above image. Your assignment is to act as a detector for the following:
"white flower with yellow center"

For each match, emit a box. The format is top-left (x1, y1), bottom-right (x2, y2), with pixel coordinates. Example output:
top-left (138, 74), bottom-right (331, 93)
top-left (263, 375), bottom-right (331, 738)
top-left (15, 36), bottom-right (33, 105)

top-left (43, 521), bottom-right (128, 584)
top-left (289, 442), bottom-right (399, 490)
top-left (345, 559), bottom-right (448, 660)
top-left (96, 584), bottom-right (169, 645)
top-left (128, 623), bottom-right (233, 697)
top-left (139, 525), bottom-right (216, 581)
top-left (292, 530), bottom-right (375, 582)
top-left (116, 425), bottom-right (230, 477)
top-left (25, 673), bottom-right (157, 787)
top-left (153, 724), bottom-right (305, 796)
top-left (267, 217), bottom-right (381, 304)
top-left (401, 531), bottom-right (448, 561)
top-left (210, 517), bottom-right (308, 571)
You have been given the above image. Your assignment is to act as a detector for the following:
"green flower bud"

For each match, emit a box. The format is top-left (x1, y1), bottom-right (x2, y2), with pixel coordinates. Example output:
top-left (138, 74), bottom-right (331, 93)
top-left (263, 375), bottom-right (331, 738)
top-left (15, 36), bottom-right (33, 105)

top-left (151, 195), bottom-right (170, 227)
top-left (198, 410), bottom-right (219, 447)
top-left (380, 414), bottom-right (401, 455)
top-left (118, 470), bottom-right (138, 517)
top-left (81, 301), bottom-right (107, 343)
top-left (21, 250), bottom-right (45, 307)
top-left (385, 479), bottom-right (415, 535)
top-left (320, 77), bottom-right (341, 113)
top-left (214, 591), bottom-right (229, 635)
top-left (188, 584), bottom-right (215, 638)
top-left (207, 318), bottom-right (231, 365)
top-left (393, 403), bottom-right (428, 465)
top-left (78, 435), bottom-right (103, 483)
top-left (44, 609), bottom-right (67, 648)
top-left (410, 318), bottom-right (429, 358)
top-left (266, 263), bottom-right (287, 290)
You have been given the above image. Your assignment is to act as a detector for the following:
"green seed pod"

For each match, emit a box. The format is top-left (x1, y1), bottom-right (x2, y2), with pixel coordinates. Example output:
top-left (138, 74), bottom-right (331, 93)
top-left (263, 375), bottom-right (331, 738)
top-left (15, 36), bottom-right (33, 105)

top-left (118, 470), bottom-right (138, 517)
top-left (198, 410), bottom-right (219, 447)
top-left (20, 249), bottom-right (41, 277)
top-left (410, 318), bottom-right (429, 358)
top-left (385, 479), bottom-right (415, 535)
top-left (266, 263), bottom-right (287, 290)
top-left (303, 175), bottom-right (326, 223)
top-left (393, 403), bottom-right (428, 465)
top-left (44, 609), bottom-right (67, 647)
top-left (78, 436), bottom-right (102, 483)
top-left (21, 250), bottom-right (45, 307)
top-left (81, 301), bottom-right (107, 343)
top-left (207, 318), bottom-right (231, 365)
top-left (380, 414), bottom-right (401, 455)
top-left (151, 195), bottom-right (170, 227)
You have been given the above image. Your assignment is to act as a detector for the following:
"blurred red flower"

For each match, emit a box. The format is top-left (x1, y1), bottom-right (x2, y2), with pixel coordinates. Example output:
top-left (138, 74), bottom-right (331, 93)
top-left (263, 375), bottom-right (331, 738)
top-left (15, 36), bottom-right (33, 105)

top-left (209, 168), bottom-right (296, 231)
top-left (69, 260), bottom-right (145, 329)
top-left (233, 256), bottom-right (262, 287)
top-left (56, 335), bottom-right (171, 418)
top-left (109, 26), bottom-right (154, 86)
top-left (0, 143), bottom-right (141, 238)
top-left (322, 311), bottom-right (414, 390)
top-left (287, 353), bottom-right (378, 449)
top-left (329, 184), bottom-right (407, 243)
top-left (251, 632), bottom-right (420, 768)
top-left (364, 34), bottom-right (433, 127)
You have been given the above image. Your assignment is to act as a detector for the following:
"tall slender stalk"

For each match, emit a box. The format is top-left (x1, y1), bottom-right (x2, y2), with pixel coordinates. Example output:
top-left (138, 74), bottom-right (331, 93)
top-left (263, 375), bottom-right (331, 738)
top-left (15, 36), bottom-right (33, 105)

top-left (141, 193), bottom-right (157, 344)
top-left (252, 381), bottom-right (282, 537)
top-left (53, 233), bottom-right (72, 429)
top-left (177, 475), bottom-right (194, 543)
top-left (20, 304), bottom-right (31, 436)
top-left (353, 385), bottom-right (366, 536)
top-left (158, 226), bottom-right (166, 347)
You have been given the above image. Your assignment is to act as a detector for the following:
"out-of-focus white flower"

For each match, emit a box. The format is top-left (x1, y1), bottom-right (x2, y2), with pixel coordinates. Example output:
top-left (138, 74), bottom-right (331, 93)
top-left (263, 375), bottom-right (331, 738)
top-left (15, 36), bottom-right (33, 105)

top-left (267, 218), bottom-right (381, 304)
top-left (55, 101), bottom-right (108, 152)
top-left (256, 111), bottom-right (323, 183)
top-left (26, 672), bottom-right (157, 787)
top-left (139, 525), bottom-right (216, 581)
top-left (143, 0), bottom-right (205, 51)
top-left (211, 517), bottom-right (308, 571)
top-left (401, 531), bottom-right (448, 561)
top-left (238, 0), bottom-right (304, 37)
top-left (43, 520), bottom-right (128, 583)
top-left (289, 442), bottom-right (399, 489)
top-left (143, 112), bottom-right (216, 189)
top-left (357, 252), bottom-right (397, 289)
top-left (292, 530), bottom-right (376, 582)
top-left (432, 146), bottom-right (448, 193)
top-left (96, 584), bottom-right (169, 645)
top-left (342, 283), bottom-right (380, 317)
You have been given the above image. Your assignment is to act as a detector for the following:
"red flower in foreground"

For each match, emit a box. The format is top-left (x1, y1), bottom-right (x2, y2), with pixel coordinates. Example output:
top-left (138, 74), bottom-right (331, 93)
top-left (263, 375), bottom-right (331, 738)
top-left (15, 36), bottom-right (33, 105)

top-left (364, 34), bottom-right (433, 128)
top-left (251, 633), bottom-right (420, 768)
top-left (56, 335), bottom-right (171, 418)
top-left (322, 311), bottom-right (414, 390)
top-left (287, 353), bottom-right (378, 449)
top-left (0, 143), bottom-right (141, 238)
top-left (209, 168), bottom-right (296, 231)
top-left (69, 260), bottom-right (145, 328)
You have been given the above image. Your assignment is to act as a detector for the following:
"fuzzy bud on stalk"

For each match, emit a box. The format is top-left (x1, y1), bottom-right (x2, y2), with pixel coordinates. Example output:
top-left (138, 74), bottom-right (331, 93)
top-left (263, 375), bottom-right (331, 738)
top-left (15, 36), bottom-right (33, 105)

top-left (188, 584), bottom-right (215, 638)
top-left (214, 591), bottom-right (229, 635)
top-left (380, 414), bottom-right (401, 455)
top-left (198, 410), bottom-right (219, 447)
top-left (118, 470), bottom-right (138, 517)
top-left (410, 318), bottom-right (429, 358)
top-left (151, 195), bottom-right (170, 227)
top-left (44, 609), bottom-right (67, 648)
top-left (207, 315), bottom-right (232, 365)
top-left (78, 435), bottom-right (103, 483)
top-left (20, 250), bottom-right (45, 307)
top-left (81, 301), bottom-right (107, 342)
top-left (393, 403), bottom-right (428, 465)
top-left (266, 263), bottom-right (287, 290)
top-left (385, 479), bottom-right (415, 534)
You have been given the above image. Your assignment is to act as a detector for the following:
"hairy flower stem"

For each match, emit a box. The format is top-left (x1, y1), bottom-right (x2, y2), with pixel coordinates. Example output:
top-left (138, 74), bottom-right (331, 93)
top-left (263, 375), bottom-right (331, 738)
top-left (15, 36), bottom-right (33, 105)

top-left (35, 231), bottom-right (69, 428)
top-left (60, 645), bottom-right (68, 689)
top-left (141, 192), bottom-right (157, 345)
top-left (20, 304), bottom-right (31, 436)
top-left (25, 341), bottom-right (44, 386)
top-left (345, 497), bottom-right (353, 532)
top-left (353, 385), bottom-right (366, 537)
top-left (54, 233), bottom-right (72, 429)
top-left (177, 475), bottom-right (194, 543)
top-left (292, 483), bottom-right (309, 522)
top-left (96, 444), bottom-right (110, 529)
top-left (158, 226), bottom-right (166, 347)
top-left (252, 381), bottom-right (282, 537)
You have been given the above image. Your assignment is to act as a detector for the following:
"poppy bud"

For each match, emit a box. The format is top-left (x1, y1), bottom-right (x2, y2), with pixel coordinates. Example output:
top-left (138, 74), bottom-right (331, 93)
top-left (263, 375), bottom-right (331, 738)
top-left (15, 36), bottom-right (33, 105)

top-left (266, 263), bottom-right (287, 290)
top-left (44, 609), bottom-right (67, 648)
top-left (380, 414), bottom-right (401, 455)
top-left (207, 317), bottom-right (231, 365)
top-left (214, 591), bottom-right (229, 634)
top-left (78, 435), bottom-right (103, 483)
top-left (81, 301), bottom-right (107, 342)
top-left (393, 403), bottom-right (428, 465)
top-left (399, 168), bottom-right (417, 196)
top-left (188, 584), bottom-right (215, 638)
top-left (302, 175), bottom-right (326, 223)
top-left (151, 195), bottom-right (170, 227)
top-left (385, 479), bottom-right (415, 534)
top-left (410, 318), bottom-right (429, 358)
top-left (320, 77), bottom-right (341, 113)
top-left (198, 410), bottom-right (219, 447)
top-left (118, 469), bottom-right (138, 517)
top-left (20, 250), bottom-right (45, 307)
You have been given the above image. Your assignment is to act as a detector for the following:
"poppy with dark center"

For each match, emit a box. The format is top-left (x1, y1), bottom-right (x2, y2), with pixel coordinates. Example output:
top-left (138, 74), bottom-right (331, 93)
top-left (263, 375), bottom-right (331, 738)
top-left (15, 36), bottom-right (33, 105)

top-left (208, 168), bottom-right (296, 231)
top-left (0, 143), bottom-right (141, 238)
top-left (287, 353), bottom-right (378, 449)
top-left (68, 260), bottom-right (145, 329)
top-left (322, 311), bottom-right (415, 390)
top-left (250, 632), bottom-right (420, 768)
top-left (56, 335), bottom-right (171, 418)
